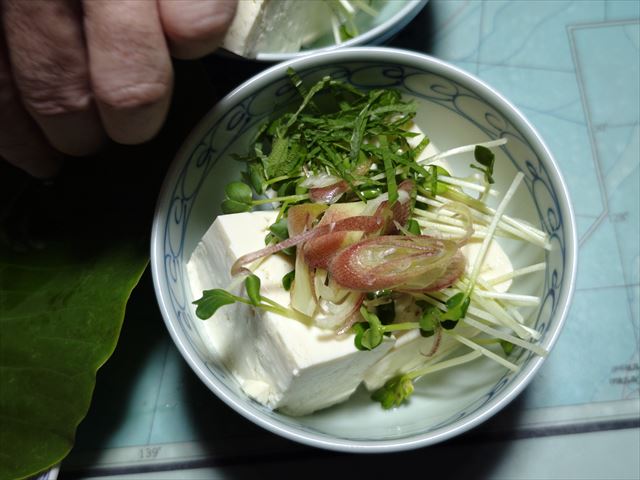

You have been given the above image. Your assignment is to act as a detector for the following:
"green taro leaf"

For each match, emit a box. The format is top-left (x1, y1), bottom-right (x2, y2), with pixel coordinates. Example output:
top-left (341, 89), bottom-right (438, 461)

top-left (0, 244), bottom-right (146, 480)
top-left (0, 155), bottom-right (150, 479)
top-left (0, 61), bottom-right (223, 479)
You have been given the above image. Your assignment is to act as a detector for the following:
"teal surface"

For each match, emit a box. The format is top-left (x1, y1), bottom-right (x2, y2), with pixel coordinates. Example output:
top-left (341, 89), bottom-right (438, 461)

top-left (65, 0), bottom-right (639, 476)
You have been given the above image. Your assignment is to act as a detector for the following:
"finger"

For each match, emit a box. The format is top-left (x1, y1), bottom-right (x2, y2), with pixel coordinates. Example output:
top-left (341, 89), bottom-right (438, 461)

top-left (82, 0), bottom-right (173, 145)
top-left (158, 0), bottom-right (237, 60)
top-left (0, 34), bottom-right (61, 178)
top-left (2, 0), bottom-right (105, 157)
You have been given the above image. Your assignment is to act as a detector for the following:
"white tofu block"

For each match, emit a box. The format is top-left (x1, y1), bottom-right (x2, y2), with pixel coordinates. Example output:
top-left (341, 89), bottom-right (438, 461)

top-left (223, 0), bottom-right (331, 57)
top-left (187, 211), bottom-right (394, 416)
top-left (462, 240), bottom-right (513, 293)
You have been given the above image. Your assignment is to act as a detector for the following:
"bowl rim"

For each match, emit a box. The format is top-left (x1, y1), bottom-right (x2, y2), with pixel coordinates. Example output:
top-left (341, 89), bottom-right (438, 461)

top-left (150, 46), bottom-right (578, 453)
top-left (253, 0), bottom-right (429, 62)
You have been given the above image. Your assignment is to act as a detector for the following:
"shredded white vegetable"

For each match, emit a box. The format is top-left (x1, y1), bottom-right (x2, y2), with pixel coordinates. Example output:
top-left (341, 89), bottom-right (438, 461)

top-left (418, 138), bottom-right (508, 165)
top-left (449, 332), bottom-right (520, 372)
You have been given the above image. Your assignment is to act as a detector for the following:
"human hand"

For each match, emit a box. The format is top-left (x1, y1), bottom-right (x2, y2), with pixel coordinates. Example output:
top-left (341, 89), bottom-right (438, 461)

top-left (0, 0), bottom-right (237, 178)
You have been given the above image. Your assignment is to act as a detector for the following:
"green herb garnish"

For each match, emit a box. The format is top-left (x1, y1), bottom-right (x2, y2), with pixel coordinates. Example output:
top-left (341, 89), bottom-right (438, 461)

top-left (221, 181), bottom-right (253, 213)
top-left (416, 292), bottom-right (470, 334)
top-left (193, 274), bottom-right (307, 322)
top-left (371, 374), bottom-right (414, 409)
top-left (471, 145), bottom-right (496, 184)
top-left (355, 306), bottom-right (429, 351)
top-left (406, 218), bottom-right (421, 235)
top-left (193, 289), bottom-right (237, 319)
top-left (500, 340), bottom-right (514, 355)
top-left (225, 75), bottom-right (420, 216)
top-left (356, 307), bottom-right (385, 350)
top-left (199, 70), bottom-right (547, 414)
top-left (282, 270), bottom-right (295, 291)
top-left (245, 273), bottom-right (261, 306)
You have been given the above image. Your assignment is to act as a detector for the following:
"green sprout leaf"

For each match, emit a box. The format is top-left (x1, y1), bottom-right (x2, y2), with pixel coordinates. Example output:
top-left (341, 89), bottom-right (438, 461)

top-left (244, 274), bottom-right (262, 306)
top-left (416, 293), bottom-right (470, 333)
top-left (221, 199), bottom-right (251, 214)
top-left (407, 218), bottom-right (421, 235)
top-left (246, 162), bottom-right (265, 195)
top-left (376, 301), bottom-right (395, 325)
top-left (276, 177), bottom-right (296, 197)
top-left (419, 305), bottom-right (439, 337)
top-left (371, 374), bottom-right (415, 409)
top-left (430, 165), bottom-right (439, 196)
top-left (352, 322), bottom-right (367, 351)
top-left (266, 217), bottom-right (295, 255)
top-left (474, 144), bottom-right (495, 167)
top-left (222, 181), bottom-right (253, 213)
top-left (447, 292), bottom-right (470, 315)
top-left (225, 181), bottom-right (253, 204)
top-left (427, 165), bottom-right (449, 196)
top-left (356, 307), bottom-right (385, 350)
top-left (471, 145), bottom-right (496, 184)
top-left (282, 270), bottom-right (295, 291)
top-left (500, 340), bottom-right (514, 356)
top-left (268, 217), bottom-right (289, 241)
top-left (339, 23), bottom-right (357, 41)
top-left (361, 326), bottom-right (384, 351)
top-left (359, 187), bottom-right (381, 200)
top-left (440, 292), bottom-right (471, 329)
top-left (193, 289), bottom-right (237, 319)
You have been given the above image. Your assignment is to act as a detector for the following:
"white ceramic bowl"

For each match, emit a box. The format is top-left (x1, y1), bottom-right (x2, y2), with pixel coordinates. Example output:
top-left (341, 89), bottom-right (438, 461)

top-left (151, 47), bottom-right (577, 452)
top-left (247, 0), bottom-right (428, 62)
